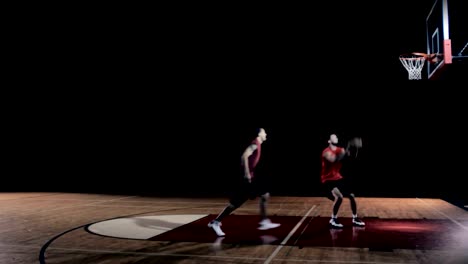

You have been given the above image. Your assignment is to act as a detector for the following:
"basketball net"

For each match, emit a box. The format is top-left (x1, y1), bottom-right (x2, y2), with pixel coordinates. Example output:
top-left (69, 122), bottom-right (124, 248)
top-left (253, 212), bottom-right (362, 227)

top-left (399, 54), bottom-right (426, 80)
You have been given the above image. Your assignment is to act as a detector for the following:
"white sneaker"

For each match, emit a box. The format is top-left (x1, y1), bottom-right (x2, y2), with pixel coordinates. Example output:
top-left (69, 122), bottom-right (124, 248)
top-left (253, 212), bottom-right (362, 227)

top-left (258, 218), bottom-right (281, 230)
top-left (329, 218), bottom-right (343, 228)
top-left (208, 220), bottom-right (225, 236)
top-left (352, 217), bottom-right (365, 226)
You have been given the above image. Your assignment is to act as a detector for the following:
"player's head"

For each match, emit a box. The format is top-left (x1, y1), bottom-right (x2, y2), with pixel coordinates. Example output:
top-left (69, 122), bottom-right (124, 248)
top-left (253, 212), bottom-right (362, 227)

top-left (257, 128), bottom-right (267, 142)
top-left (328, 134), bottom-right (338, 145)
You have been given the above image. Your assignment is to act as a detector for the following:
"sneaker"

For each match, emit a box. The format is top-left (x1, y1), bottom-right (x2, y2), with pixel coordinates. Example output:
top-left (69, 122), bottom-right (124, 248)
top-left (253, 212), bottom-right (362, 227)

top-left (208, 220), bottom-right (225, 236)
top-left (329, 218), bottom-right (343, 228)
top-left (352, 217), bottom-right (365, 226)
top-left (258, 218), bottom-right (281, 230)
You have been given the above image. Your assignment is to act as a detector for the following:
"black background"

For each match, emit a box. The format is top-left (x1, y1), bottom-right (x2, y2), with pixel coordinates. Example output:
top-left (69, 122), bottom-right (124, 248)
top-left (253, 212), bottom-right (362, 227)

top-left (3, 1), bottom-right (466, 207)
top-left (4, 87), bottom-right (466, 204)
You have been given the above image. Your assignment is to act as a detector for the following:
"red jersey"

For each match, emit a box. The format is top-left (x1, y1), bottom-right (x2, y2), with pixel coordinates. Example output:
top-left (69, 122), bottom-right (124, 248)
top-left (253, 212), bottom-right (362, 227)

top-left (320, 146), bottom-right (344, 183)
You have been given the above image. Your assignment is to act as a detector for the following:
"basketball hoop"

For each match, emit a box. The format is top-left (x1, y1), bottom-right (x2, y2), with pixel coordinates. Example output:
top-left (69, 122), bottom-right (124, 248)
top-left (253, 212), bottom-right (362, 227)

top-left (399, 53), bottom-right (427, 80)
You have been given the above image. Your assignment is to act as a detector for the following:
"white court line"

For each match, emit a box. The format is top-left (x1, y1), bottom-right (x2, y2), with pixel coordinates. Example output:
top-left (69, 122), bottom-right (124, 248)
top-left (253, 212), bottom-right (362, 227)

top-left (416, 198), bottom-right (468, 230)
top-left (263, 205), bottom-right (317, 264)
top-left (42, 246), bottom-right (411, 264)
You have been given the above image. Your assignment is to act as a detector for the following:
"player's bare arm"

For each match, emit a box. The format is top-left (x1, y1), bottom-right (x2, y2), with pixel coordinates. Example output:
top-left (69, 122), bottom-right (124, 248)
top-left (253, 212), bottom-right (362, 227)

top-left (241, 144), bottom-right (257, 181)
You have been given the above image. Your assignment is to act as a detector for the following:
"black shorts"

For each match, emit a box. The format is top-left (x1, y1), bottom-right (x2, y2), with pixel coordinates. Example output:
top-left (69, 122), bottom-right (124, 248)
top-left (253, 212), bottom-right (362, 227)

top-left (322, 178), bottom-right (354, 200)
top-left (229, 176), bottom-right (269, 207)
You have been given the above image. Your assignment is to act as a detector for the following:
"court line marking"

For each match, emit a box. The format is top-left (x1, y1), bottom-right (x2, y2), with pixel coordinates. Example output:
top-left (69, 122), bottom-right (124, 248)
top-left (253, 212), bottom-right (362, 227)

top-left (264, 205), bottom-right (317, 264)
top-left (38, 205), bottom-right (221, 264)
top-left (416, 198), bottom-right (468, 230)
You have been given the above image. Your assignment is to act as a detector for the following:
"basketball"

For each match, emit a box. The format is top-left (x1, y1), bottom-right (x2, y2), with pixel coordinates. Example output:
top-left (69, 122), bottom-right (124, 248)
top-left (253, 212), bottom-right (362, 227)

top-left (349, 137), bottom-right (362, 148)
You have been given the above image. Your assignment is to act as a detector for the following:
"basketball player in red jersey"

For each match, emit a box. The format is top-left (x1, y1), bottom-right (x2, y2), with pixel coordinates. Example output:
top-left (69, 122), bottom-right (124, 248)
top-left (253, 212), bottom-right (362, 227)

top-left (321, 134), bottom-right (365, 228)
top-left (208, 128), bottom-right (280, 236)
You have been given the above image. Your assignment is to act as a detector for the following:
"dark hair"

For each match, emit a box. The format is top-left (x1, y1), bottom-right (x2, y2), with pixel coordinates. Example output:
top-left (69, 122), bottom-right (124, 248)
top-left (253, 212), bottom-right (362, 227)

top-left (238, 127), bottom-right (264, 144)
top-left (247, 127), bottom-right (263, 141)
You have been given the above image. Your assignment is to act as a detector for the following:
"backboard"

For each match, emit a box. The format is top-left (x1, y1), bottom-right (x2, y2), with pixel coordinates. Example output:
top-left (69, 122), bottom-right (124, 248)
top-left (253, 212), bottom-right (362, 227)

top-left (426, 0), bottom-right (467, 80)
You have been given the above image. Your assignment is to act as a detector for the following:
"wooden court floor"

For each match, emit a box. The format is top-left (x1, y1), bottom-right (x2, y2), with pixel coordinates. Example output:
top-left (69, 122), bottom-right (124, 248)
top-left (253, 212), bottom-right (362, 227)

top-left (1, 192), bottom-right (467, 264)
